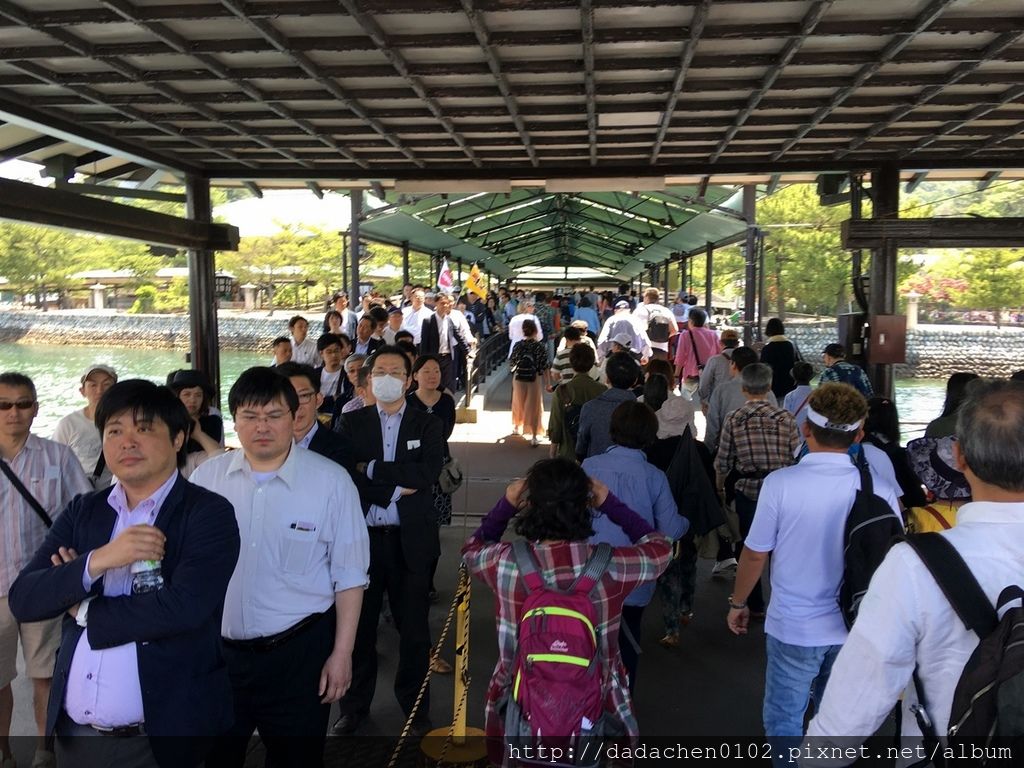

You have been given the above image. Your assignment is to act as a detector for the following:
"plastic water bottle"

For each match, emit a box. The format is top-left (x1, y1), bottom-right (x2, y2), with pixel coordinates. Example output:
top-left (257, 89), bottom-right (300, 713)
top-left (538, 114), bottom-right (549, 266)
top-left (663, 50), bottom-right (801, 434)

top-left (131, 560), bottom-right (164, 594)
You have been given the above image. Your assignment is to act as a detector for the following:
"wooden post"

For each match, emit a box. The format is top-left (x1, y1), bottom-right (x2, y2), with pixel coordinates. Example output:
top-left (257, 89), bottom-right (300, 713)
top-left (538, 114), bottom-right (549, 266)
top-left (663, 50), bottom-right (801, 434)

top-left (185, 175), bottom-right (220, 400)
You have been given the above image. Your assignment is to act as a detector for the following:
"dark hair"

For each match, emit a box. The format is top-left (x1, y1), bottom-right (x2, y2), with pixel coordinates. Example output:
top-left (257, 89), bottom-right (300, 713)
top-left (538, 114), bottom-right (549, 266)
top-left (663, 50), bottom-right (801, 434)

top-left (687, 295), bottom-right (698, 306)
top-left (791, 361), bottom-right (814, 385)
top-left (579, 296), bottom-right (592, 308)
top-left (563, 326), bottom-right (582, 342)
top-left (228, 367), bottom-right (299, 416)
top-left (0, 372), bottom-right (36, 398)
top-left (958, 380), bottom-right (1024, 492)
top-left (605, 352), bottom-right (641, 390)
top-left (368, 306), bottom-right (389, 325)
top-left (166, 369), bottom-right (213, 414)
top-left (643, 372), bottom-right (671, 412)
top-left (396, 340), bottom-right (418, 361)
top-left (645, 358), bottom-right (675, 384)
top-left (322, 310), bottom-right (342, 333)
top-left (730, 346), bottom-right (758, 371)
top-left (765, 318), bottom-right (785, 337)
top-left (569, 343), bottom-right (596, 373)
top-left (1012, 370), bottom-right (1024, 382)
top-left (610, 401), bottom-right (658, 449)
top-left (688, 308), bottom-right (707, 327)
top-left (355, 364), bottom-right (372, 389)
top-left (94, 380), bottom-right (191, 469)
top-left (412, 354), bottom-right (442, 377)
top-left (940, 372), bottom-right (980, 418)
top-left (288, 315), bottom-right (307, 329)
top-left (357, 314), bottom-right (375, 328)
top-left (274, 361), bottom-right (320, 393)
top-left (369, 344), bottom-right (413, 377)
top-left (865, 396), bottom-right (900, 445)
top-left (272, 335), bottom-right (291, 348)
top-left (317, 333), bottom-right (344, 352)
top-left (395, 330), bottom-right (414, 343)
top-left (522, 318), bottom-right (538, 337)
top-left (513, 459), bottom-right (595, 541)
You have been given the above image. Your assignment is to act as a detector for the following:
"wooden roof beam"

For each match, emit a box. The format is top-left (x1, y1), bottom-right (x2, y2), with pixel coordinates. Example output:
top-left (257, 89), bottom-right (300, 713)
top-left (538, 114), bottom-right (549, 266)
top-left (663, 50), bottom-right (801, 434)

top-left (337, 0), bottom-right (478, 168)
top-left (306, 181), bottom-right (324, 199)
top-left (962, 120), bottom-right (1024, 157)
top-left (218, 0), bottom-right (421, 168)
top-left (580, 0), bottom-right (597, 166)
top-left (242, 181), bottom-right (263, 199)
top-left (835, 29), bottom-right (1024, 159)
top-left (459, 0), bottom-right (538, 167)
top-left (766, 174), bottom-right (781, 195)
top-left (843, 217), bottom-right (1024, 249)
top-left (650, 0), bottom-right (711, 164)
top-left (977, 171), bottom-right (1002, 191)
top-left (771, 0), bottom-right (959, 161)
top-left (906, 84), bottom-right (1024, 155)
top-left (709, 0), bottom-right (832, 164)
top-left (0, 134), bottom-right (62, 163)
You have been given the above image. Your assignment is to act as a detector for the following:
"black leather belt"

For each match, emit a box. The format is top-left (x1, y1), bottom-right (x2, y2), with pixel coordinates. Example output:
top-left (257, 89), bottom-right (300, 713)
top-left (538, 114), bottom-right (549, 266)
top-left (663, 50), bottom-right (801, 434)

top-left (222, 609), bottom-right (331, 653)
top-left (368, 525), bottom-right (400, 534)
top-left (58, 712), bottom-right (145, 738)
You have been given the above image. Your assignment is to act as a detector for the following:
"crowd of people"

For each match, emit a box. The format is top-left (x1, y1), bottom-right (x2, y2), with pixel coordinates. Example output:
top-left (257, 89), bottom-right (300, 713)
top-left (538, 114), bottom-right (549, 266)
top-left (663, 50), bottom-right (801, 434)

top-left (2, 279), bottom-right (1023, 768)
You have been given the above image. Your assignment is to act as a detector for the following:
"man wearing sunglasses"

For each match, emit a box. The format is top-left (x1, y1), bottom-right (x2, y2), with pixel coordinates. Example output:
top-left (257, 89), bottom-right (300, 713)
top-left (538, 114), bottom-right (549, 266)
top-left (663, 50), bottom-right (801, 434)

top-left (0, 372), bottom-right (91, 768)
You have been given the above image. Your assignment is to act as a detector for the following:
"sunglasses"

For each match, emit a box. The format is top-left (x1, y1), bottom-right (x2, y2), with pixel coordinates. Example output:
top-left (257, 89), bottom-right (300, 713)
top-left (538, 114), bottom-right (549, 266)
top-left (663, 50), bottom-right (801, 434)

top-left (0, 400), bottom-right (35, 411)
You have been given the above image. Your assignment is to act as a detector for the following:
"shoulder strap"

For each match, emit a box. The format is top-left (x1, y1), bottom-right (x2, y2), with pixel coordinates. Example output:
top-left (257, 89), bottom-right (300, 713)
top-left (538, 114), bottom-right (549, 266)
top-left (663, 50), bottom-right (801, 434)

top-left (512, 539), bottom-right (547, 593)
top-left (0, 458), bottom-right (53, 528)
top-left (91, 452), bottom-right (106, 483)
top-left (793, 392), bottom-right (813, 416)
top-left (854, 445), bottom-right (874, 497)
top-left (688, 330), bottom-right (702, 367)
top-left (903, 533), bottom-right (997, 637)
top-left (570, 542), bottom-right (613, 595)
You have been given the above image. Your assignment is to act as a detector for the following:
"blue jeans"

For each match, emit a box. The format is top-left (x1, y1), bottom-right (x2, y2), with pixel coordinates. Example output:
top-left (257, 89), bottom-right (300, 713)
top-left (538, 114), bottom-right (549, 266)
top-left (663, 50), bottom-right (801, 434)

top-left (763, 635), bottom-right (842, 768)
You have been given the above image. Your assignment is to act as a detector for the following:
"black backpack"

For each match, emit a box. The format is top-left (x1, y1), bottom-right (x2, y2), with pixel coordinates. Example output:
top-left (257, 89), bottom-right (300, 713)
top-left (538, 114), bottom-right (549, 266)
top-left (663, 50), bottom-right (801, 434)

top-left (903, 534), bottom-right (1024, 765)
top-left (646, 308), bottom-right (671, 343)
top-left (513, 344), bottom-right (538, 382)
top-left (838, 449), bottom-right (905, 628)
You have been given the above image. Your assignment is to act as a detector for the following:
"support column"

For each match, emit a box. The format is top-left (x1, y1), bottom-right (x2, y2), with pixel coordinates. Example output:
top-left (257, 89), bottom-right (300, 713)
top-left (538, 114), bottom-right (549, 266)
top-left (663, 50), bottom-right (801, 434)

top-left (743, 184), bottom-right (757, 346)
top-left (757, 232), bottom-right (767, 341)
top-left (869, 164), bottom-right (900, 398)
top-left (401, 241), bottom-right (410, 286)
top-left (663, 258), bottom-right (670, 301)
top-left (456, 258), bottom-right (463, 289)
top-left (349, 190), bottom-right (362, 302)
top-left (341, 232), bottom-right (348, 296)
top-left (704, 242), bottom-right (714, 323)
top-left (186, 175), bottom-right (220, 398)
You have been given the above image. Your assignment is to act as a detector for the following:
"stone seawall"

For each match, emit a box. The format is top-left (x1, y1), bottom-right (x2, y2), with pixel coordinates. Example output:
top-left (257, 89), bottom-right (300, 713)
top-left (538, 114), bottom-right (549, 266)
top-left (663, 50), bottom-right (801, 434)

top-left (787, 327), bottom-right (1024, 379)
top-left (1, 311), bottom-right (1022, 378)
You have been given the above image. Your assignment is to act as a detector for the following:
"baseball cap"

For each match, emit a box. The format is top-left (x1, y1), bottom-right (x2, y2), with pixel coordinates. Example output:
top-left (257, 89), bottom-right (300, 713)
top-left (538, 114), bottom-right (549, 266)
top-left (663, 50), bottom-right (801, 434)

top-left (614, 300), bottom-right (630, 310)
top-left (823, 343), bottom-right (846, 358)
top-left (80, 364), bottom-right (117, 384)
top-left (611, 332), bottom-right (633, 348)
top-left (387, 306), bottom-right (403, 316)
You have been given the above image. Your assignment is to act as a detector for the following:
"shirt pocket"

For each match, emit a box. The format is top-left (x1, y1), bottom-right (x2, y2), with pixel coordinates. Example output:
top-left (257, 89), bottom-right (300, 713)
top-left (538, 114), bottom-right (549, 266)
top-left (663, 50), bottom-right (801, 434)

top-left (281, 526), bottom-right (319, 574)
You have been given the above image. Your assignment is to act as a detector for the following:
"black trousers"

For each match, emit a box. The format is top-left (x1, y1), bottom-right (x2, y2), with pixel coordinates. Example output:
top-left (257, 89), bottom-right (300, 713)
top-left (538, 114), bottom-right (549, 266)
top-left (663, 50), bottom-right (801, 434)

top-left (208, 611), bottom-right (336, 768)
top-left (734, 491), bottom-right (766, 613)
top-left (437, 353), bottom-right (456, 393)
top-left (339, 527), bottom-right (432, 721)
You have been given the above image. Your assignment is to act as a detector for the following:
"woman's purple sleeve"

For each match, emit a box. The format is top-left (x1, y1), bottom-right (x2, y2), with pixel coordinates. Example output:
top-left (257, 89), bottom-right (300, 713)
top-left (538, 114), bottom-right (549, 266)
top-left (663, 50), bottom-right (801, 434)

top-left (599, 492), bottom-right (656, 543)
top-left (472, 496), bottom-right (518, 542)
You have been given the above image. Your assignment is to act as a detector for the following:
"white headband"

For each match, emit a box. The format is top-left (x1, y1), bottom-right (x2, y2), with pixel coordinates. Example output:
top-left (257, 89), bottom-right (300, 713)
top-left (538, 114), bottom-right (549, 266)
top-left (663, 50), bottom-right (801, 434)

top-left (806, 405), bottom-right (862, 433)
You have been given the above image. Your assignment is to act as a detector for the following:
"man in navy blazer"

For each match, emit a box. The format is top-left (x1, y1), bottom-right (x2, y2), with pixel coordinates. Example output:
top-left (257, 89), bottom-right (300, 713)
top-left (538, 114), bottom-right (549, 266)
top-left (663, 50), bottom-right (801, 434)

top-left (8, 380), bottom-right (240, 768)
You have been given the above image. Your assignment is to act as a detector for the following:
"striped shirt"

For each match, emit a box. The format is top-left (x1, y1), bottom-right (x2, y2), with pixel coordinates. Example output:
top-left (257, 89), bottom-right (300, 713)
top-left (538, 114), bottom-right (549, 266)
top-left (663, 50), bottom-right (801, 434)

top-left (462, 496), bottom-right (672, 767)
top-left (0, 435), bottom-right (92, 596)
top-left (716, 400), bottom-right (800, 499)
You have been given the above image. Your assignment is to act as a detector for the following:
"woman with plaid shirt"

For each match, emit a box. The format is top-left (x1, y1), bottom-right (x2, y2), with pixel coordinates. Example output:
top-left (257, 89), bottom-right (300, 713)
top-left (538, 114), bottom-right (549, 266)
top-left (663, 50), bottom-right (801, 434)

top-left (462, 459), bottom-right (673, 767)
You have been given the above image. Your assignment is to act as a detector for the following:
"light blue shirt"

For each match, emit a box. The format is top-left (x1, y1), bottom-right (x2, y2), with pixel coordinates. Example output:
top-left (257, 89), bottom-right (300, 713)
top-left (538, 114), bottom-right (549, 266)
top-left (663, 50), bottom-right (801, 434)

top-left (572, 306), bottom-right (601, 334)
top-left (366, 403), bottom-right (406, 526)
top-left (783, 384), bottom-right (814, 433)
top-left (582, 446), bottom-right (687, 606)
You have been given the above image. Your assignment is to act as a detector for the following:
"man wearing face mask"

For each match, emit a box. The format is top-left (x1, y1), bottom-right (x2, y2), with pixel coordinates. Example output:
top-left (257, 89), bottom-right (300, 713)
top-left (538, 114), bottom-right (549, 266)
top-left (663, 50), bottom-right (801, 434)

top-left (332, 346), bottom-right (445, 737)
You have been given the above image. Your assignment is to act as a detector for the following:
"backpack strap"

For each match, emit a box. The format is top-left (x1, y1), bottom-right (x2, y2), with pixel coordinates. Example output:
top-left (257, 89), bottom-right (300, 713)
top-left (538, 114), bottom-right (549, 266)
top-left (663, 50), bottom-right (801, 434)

top-left (512, 539), bottom-right (548, 594)
top-left (902, 533), bottom-right (997, 637)
top-left (853, 446), bottom-right (874, 497)
top-left (570, 542), bottom-right (613, 596)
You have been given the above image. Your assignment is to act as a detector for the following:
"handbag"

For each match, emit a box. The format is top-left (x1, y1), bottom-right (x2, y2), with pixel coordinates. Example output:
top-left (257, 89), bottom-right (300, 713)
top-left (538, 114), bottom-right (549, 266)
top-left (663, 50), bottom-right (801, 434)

top-left (684, 331), bottom-right (704, 383)
top-left (438, 455), bottom-right (464, 494)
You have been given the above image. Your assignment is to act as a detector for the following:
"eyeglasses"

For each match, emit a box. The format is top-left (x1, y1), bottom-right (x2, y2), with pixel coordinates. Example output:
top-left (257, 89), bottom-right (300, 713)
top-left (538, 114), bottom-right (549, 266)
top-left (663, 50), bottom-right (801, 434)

top-left (295, 391), bottom-right (316, 404)
top-left (0, 400), bottom-right (34, 411)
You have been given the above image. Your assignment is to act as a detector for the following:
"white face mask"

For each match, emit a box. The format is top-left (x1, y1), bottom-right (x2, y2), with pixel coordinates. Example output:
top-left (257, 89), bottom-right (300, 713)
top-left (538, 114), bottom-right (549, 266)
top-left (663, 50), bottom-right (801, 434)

top-left (371, 374), bottom-right (406, 403)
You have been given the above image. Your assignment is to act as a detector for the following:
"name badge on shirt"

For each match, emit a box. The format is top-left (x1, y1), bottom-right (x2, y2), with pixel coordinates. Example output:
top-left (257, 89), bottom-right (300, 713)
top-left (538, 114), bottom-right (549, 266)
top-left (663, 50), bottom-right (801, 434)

top-left (407, 440), bottom-right (421, 450)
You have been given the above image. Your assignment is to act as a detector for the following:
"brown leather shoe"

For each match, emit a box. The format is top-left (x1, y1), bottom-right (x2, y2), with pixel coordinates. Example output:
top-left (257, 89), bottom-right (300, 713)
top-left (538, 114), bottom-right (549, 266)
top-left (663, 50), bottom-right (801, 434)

top-left (429, 656), bottom-right (453, 674)
top-left (658, 631), bottom-right (680, 648)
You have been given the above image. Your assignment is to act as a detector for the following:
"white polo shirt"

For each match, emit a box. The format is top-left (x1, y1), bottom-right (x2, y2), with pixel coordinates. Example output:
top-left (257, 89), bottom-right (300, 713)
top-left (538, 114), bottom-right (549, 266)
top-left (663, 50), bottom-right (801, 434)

top-left (745, 451), bottom-right (900, 647)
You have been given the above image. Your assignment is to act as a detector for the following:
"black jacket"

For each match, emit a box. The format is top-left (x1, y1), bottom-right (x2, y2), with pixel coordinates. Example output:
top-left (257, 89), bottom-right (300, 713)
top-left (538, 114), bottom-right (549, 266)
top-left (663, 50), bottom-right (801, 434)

top-left (307, 422), bottom-right (347, 468)
top-left (9, 475), bottom-right (240, 768)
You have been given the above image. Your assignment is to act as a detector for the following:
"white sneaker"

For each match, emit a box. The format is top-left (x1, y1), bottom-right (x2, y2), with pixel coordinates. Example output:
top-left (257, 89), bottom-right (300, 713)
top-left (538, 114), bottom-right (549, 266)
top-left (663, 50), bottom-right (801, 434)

top-left (711, 557), bottom-right (738, 577)
top-left (530, 436), bottom-right (540, 447)
top-left (31, 750), bottom-right (55, 768)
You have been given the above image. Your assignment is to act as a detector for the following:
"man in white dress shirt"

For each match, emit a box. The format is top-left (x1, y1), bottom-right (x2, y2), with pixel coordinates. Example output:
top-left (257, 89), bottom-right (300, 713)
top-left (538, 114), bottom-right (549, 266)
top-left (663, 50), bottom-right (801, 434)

top-left (191, 367), bottom-right (369, 768)
top-left (506, 297), bottom-right (543, 358)
top-left (801, 379), bottom-right (1024, 765)
top-left (401, 289), bottom-right (434, 345)
top-left (288, 315), bottom-right (319, 367)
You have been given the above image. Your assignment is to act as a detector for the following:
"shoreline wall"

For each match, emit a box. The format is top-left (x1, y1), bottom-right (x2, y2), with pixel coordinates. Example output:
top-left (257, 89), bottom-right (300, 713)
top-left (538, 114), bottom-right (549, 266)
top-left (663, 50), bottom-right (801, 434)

top-left (1, 311), bottom-right (1022, 378)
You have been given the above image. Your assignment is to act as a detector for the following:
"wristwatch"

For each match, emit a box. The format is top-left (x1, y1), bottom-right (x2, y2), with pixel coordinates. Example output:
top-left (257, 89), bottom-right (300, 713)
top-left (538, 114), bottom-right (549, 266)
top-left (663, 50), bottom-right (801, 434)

top-left (727, 595), bottom-right (747, 610)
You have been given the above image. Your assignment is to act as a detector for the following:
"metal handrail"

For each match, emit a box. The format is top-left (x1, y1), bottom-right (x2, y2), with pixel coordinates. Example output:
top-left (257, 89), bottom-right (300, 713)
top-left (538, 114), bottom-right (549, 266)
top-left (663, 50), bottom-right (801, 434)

top-left (461, 331), bottom-right (510, 407)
